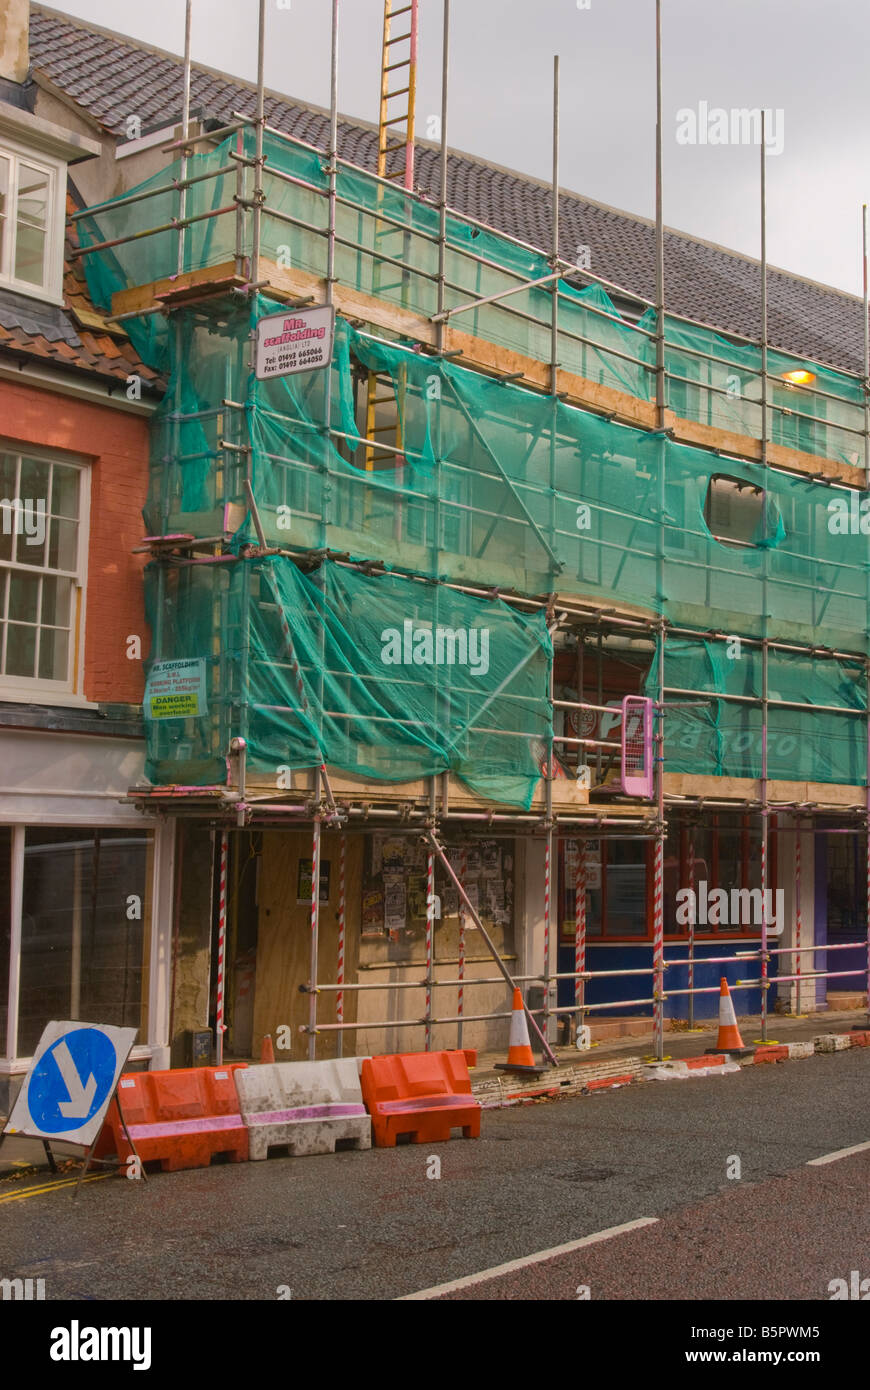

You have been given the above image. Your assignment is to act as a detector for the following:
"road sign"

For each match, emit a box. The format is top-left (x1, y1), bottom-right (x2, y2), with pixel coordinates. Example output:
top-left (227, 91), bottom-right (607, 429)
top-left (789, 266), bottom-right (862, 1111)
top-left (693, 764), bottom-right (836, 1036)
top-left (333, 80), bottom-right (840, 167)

top-left (255, 305), bottom-right (334, 380)
top-left (4, 1021), bottom-right (138, 1148)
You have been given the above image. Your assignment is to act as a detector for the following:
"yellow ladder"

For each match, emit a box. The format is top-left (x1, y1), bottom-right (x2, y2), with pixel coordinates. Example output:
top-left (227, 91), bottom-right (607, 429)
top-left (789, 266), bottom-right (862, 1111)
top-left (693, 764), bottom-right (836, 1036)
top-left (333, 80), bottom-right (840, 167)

top-left (377, 0), bottom-right (418, 188)
top-left (365, 1), bottom-right (418, 477)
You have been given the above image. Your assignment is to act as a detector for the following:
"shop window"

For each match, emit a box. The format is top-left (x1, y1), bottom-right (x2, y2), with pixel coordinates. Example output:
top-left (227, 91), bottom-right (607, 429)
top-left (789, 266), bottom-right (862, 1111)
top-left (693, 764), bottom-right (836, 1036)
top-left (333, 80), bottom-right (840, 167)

top-left (16, 828), bottom-right (151, 1057)
top-left (664, 813), bottom-right (765, 937)
top-left (0, 447), bottom-right (87, 695)
top-left (560, 837), bottom-right (646, 940)
top-left (826, 834), bottom-right (866, 937)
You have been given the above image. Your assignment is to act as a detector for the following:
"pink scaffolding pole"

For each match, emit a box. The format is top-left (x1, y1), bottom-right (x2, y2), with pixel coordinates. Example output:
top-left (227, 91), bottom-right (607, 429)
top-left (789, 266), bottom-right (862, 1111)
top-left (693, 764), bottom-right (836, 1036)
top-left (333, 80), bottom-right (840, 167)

top-left (215, 830), bottom-right (228, 1064)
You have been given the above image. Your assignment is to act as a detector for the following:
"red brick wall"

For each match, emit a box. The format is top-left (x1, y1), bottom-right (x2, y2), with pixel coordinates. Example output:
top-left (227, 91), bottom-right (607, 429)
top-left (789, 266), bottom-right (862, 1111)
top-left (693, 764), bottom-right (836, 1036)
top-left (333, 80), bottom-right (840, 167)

top-left (0, 377), bottom-right (150, 704)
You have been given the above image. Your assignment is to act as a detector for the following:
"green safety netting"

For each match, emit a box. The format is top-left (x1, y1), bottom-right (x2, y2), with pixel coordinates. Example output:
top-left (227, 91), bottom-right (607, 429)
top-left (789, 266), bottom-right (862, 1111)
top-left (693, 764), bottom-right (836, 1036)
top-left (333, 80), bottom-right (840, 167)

top-left (144, 554), bottom-right (552, 804)
top-left (76, 127), bottom-right (863, 461)
top-left (636, 312), bottom-right (863, 468)
top-left (73, 137), bottom-right (870, 792)
top-left (141, 292), bottom-right (870, 653)
top-left (643, 640), bottom-right (867, 784)
top-left (133, 293), bottom-right (870, 788)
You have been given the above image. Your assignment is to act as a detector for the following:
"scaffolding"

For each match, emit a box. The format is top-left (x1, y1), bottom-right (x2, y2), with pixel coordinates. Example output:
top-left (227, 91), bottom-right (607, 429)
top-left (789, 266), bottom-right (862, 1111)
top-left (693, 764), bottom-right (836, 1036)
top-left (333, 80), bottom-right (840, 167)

top-left (72, 0), bottom-right (870, 1063)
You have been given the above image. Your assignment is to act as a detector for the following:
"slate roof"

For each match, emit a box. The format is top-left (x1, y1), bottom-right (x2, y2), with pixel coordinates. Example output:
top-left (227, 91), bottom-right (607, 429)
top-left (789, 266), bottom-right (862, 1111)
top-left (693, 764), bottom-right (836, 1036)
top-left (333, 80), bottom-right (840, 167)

top-left (28, 3), bottom-right (864, 377)
top-left (0, 187), bottom-right (161, 388)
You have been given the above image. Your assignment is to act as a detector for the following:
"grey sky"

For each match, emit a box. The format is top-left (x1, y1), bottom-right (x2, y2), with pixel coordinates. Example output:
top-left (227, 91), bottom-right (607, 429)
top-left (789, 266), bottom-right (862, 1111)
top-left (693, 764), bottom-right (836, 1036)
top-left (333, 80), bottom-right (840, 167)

top-left (44, 0), bottom-right (870, 297)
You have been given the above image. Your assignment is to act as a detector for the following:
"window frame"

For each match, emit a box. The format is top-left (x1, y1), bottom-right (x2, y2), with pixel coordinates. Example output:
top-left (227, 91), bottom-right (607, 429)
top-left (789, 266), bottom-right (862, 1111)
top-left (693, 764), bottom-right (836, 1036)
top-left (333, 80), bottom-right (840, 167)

top-left (0, 136), bottom-right (65, 303)
top-left (0, 442), bottom-right (90, 701)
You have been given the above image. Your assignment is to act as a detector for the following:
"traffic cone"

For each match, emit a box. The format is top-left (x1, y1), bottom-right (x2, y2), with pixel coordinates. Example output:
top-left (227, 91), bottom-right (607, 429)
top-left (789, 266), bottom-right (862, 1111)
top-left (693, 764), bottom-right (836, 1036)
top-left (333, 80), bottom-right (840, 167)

top-left (495, 989), bottom-right (545, 1075)
top-left (260, 1033), bottom-right (275, 1064)
top-left (705, 978), bottom-right (754, 1057)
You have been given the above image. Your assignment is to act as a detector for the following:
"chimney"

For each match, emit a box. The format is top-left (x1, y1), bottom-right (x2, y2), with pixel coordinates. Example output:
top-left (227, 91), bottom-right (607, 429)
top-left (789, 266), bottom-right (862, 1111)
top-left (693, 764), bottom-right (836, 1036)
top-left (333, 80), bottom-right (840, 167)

top-left (0, 0), bottom-right (33, 109)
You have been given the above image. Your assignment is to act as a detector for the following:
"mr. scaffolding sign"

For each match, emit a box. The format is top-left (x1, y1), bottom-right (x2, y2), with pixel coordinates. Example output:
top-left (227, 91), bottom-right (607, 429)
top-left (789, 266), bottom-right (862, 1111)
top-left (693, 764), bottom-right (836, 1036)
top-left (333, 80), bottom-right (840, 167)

top-left (255, 305), bottom-right (335, 380)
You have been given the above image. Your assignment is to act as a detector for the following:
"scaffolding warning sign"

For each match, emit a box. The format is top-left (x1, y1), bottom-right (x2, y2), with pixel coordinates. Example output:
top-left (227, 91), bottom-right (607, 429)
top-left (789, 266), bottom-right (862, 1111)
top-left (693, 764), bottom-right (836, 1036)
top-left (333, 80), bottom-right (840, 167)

top-left (144, 659), bottom-right (208, 720)
top-left (255, 306), bottom-right (335, 380)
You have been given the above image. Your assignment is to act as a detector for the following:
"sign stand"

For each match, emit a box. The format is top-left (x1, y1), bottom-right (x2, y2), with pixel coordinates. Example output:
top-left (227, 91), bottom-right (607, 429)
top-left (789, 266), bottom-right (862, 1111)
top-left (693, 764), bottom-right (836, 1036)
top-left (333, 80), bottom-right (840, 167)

top-left (1, 1021), bottom-right (143, 1198)
top-left (69, 1090), bottom-right (147, 1200)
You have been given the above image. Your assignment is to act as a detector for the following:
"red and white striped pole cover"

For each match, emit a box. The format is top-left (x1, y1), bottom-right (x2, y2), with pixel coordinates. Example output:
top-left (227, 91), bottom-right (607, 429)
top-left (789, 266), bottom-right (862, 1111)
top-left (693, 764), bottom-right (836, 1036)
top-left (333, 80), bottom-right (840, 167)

top-left (574, 840), bottom-right (585, 1014)
top-left (653, 835), bottom-right (664, 1057)
top-left (795, 820), bottom-right (802, 1012)
top-left (543, 834), bottom-right (551, 1040)
top-left (457, 846), bottom-right (467, 1047)
top-left (425, 849), bottom-right (434, 1051)
top-left (216, 830), bottom-right (228, 1064)
top-left (760, 827), bottom-right (768, 1036)
top-left (336, 833), bottom-right (346, 1056)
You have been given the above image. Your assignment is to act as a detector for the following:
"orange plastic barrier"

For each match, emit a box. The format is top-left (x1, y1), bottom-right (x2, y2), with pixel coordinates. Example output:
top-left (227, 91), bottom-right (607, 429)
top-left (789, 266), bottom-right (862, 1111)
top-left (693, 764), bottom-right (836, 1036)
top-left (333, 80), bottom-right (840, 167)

top-left (360, 1050), bottom-right (481, 1147)
top-left (101, 1064), bottom-right (249, 1172)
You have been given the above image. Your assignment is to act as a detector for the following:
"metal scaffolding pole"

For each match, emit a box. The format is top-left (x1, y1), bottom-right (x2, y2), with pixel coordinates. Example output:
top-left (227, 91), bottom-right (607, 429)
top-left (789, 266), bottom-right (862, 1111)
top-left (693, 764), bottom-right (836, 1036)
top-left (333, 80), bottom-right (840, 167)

top-left (308, 772), bottom-right (322, 1061)
top-left (457, 845), bottom-right (467, 1049)
top-left (759, 113), bottom-right (770, 1043)
top-left (863, 204), bottom-right (869, 488)
top-left (653, 619), bottom-right (666, 1060)
top-left (551, 54), bottom-right (560, 395)
top-left (856, 202), bottom-right (861, 489)
top-left (177, 0), bottom-right (192, 277)
top-left (654, 0), bottom-right (665, 429)
top-left (760, 638), bottom-right (770, 1041)
top-left (327, 0), bottom-right (340, 306)
top-left (427, 830), bottom-right (559, 1066)
top-left (687, 821), bottom-right (696, 1029)
top-left (252, 0), bottom-right (266, 284)
top-left (336, 833), bottom-right (346, 1056)
top-left (425, 846), bottom-right (435, 1050)
top-left (794, 813), bottom-right (802, 1014)
top-left (574, 838), bottom-right (586, 1027)
top-left (436, 0), bottom-right (450, 354)
top-left (216, 830), bottom-right (228, 1064)
top-left (866, 661), bottom-right (870, 1025)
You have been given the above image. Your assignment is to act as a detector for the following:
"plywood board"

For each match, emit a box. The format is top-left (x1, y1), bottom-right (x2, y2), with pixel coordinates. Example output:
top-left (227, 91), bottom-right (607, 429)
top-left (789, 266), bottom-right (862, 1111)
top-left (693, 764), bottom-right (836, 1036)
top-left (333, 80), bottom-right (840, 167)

top-left (253, 829), bottom-right (363, 1061)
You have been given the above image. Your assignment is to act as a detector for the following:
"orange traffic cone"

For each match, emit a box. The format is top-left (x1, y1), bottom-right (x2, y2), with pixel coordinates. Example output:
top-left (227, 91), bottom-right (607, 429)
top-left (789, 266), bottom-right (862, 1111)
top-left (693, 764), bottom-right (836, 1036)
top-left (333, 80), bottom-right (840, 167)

top-left (706, 978), bottom-right (754, 1056)
top-left (260, 1033), bottom-right (275, 1064)
top-left (495, 989), bottom-right (545, 1075)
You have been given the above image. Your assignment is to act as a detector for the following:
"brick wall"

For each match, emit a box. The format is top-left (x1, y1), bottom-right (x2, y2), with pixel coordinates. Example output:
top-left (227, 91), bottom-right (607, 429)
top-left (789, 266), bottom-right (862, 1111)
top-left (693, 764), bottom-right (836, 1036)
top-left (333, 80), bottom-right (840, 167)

top-left (0, 377), bottom-right (150, 704)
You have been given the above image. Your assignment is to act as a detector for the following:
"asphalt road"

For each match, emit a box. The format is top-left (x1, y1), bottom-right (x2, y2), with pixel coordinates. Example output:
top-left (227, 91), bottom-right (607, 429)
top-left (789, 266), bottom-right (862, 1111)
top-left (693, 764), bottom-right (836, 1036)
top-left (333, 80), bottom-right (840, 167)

top-left (1, 1049), bottom-right (868, 1302)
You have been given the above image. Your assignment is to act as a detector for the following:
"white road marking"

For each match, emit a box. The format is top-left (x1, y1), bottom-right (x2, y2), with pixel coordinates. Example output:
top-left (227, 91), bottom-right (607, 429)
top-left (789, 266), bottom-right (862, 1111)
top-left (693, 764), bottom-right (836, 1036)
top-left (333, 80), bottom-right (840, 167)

top-left (397, 1217), bottom-right (659, 1300)
top-left (806, 1139), bottom-right (870, 1166)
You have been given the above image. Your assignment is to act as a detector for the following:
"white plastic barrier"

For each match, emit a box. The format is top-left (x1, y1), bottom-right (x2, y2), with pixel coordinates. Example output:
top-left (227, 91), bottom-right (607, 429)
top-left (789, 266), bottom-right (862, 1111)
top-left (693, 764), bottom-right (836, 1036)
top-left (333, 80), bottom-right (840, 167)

top-left (235, 1059), bottom-right (371, 1159)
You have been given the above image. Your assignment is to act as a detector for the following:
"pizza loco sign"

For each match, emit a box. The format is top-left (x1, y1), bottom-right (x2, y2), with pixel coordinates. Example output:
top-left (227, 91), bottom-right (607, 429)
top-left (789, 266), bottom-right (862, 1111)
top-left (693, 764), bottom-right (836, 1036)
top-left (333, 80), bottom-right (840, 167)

top-left (255, 305), bottom-right (335, 380)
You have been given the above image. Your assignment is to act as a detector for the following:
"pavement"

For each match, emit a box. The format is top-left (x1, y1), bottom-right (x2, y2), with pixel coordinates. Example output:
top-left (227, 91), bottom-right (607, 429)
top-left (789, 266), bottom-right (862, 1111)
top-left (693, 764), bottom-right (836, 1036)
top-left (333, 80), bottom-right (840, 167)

top-left (1, 1006), bottom-right (865, 1177)
top-left (0, 1039), bottom-right (868, 1301)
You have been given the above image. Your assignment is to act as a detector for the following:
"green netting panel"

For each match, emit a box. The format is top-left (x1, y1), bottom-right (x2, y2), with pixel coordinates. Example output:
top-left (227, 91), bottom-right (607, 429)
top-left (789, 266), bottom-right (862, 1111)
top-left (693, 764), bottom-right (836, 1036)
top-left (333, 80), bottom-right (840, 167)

top-left (77, 128), bottom-right (863, 465)
top-left (636, 310), bottom-right (864, 468)
top-left (142, 294), bottom-right (870, 658)
top-left (646, 639), bottom-right (867, 783)
top-left (144, 554), bottom-right (552, 804)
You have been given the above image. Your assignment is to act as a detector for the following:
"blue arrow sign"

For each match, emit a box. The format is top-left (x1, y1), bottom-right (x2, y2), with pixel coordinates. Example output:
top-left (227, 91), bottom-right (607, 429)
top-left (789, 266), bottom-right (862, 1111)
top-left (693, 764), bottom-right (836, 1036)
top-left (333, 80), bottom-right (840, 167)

top-left (27, 1028), bottom-right (119, 1134)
